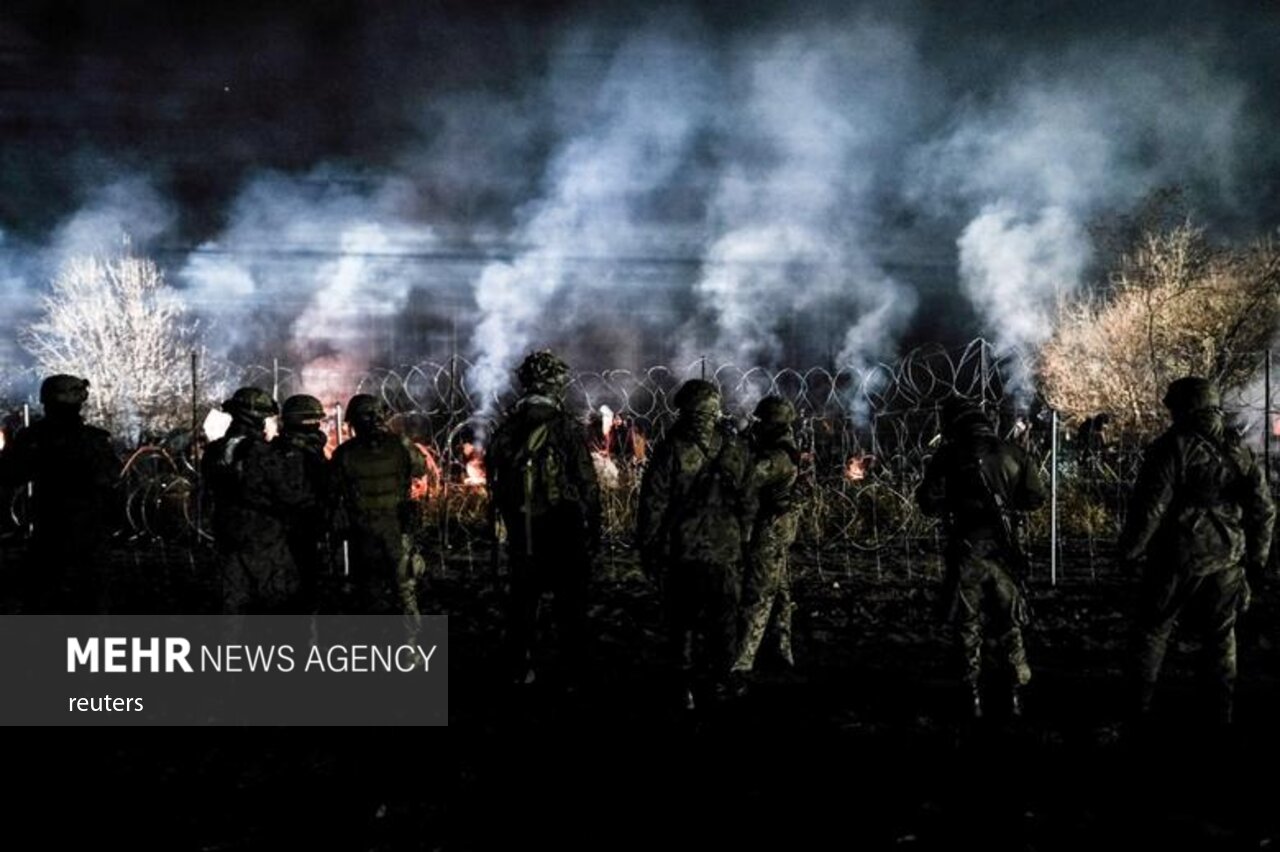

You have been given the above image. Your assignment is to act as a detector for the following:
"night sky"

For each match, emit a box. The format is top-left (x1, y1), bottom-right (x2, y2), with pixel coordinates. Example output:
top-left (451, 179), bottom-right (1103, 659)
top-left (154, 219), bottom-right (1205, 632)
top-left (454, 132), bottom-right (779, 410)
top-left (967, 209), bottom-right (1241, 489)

top-left (1, 1), bottom-right (1278, 395)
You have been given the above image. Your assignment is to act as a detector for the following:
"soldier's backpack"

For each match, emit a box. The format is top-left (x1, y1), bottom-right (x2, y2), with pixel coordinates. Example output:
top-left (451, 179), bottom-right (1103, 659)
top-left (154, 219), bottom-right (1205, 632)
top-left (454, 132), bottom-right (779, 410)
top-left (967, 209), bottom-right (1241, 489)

top-left (507, 418), bottom-right (568, 520)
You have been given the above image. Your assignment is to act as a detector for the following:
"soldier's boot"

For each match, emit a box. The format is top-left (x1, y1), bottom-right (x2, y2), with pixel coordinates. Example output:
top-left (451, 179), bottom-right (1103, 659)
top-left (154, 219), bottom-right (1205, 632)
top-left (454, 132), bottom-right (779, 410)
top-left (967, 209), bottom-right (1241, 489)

top-left (776, 616), bottom-right (795, 668)
top-left (965, 681), bottom-right (983, 720)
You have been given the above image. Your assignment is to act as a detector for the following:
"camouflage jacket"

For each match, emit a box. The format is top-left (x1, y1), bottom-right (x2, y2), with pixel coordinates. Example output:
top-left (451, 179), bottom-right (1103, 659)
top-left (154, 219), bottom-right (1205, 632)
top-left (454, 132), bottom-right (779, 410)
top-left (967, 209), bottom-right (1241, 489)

top-left (331, 428), bottom-right (426, 528)
top-left (638, 419), bottom-right (754, 569)
top-left (1120, 412), bottom-right (1275, 576)
top-left (746, 435), bottom-right (801, 548)
top-left (0, 413), bottom-right (121, 528)
top-left (203, 424), bottom-right (310, 549)
top-left (916, 429), bottom-right (1046, 542)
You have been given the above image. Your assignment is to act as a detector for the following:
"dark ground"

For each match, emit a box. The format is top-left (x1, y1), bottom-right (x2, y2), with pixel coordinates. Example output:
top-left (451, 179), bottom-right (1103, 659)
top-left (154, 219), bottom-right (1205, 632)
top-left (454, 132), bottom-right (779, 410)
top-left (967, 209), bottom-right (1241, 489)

top-left (2, 538), bottom-right (1278, 850)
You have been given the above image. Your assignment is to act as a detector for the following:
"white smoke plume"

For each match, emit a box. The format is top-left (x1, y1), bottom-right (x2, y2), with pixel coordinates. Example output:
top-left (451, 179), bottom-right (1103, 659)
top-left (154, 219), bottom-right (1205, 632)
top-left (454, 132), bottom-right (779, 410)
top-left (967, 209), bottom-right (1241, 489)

top-left (911, 43), bottom-right (1257, 395)
top-left (179, 171), bottom-right (434, 406)
top-left (466, 29), bottom-right (712, 411)
top-left (685, 20), bottom-right (924, 375)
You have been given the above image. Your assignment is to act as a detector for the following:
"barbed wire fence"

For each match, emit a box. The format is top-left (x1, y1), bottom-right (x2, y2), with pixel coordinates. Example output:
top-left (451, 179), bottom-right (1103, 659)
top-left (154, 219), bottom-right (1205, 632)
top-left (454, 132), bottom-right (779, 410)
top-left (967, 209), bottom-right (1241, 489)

top-left (5, 338), bottom-right (1277, 584)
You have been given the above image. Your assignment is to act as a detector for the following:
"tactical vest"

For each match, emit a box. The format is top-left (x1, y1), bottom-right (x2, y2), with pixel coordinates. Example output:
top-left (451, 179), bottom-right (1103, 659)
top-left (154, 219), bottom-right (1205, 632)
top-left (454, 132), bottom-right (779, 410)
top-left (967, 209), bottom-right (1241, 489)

top-left (336, 434), bottom-right (412, 515)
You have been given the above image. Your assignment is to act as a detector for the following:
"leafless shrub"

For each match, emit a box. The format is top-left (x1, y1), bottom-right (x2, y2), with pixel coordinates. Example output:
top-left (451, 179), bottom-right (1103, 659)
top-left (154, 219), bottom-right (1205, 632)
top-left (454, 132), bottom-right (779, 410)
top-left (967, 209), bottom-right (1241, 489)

top-left (1040, 222), bottom-right (1280, 440)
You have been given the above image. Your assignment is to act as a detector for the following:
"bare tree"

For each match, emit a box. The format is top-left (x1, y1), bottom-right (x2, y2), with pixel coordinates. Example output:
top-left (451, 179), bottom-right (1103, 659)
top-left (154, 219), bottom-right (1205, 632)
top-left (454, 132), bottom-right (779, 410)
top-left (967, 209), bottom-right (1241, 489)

top-left (1040, 222), bottom-right (1280, 440)
top-left (23, 253), bottom-right (220, 440)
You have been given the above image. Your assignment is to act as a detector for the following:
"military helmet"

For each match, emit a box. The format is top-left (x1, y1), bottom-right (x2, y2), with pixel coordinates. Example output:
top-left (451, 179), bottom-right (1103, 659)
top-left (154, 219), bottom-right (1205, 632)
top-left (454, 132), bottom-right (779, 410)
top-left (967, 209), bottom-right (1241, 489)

top-left (753, 396), bottom-right (797, 425)
top-left (222, 386), bottom-right (279, 419)
top-left (281, 394), bottom-right (326, 428)
top-left (672, 379), bottom-right (721, 415)
top-left (40, 374), bottom-right (90, 406)
top-left (939, 396), bottom-right (990, 434)
top-left (345, 393), bottom-right (387, 422)
top-left (1163, 376), bottom-right (1220, 416)
top-left (516, 350), bottom-right (571, 392)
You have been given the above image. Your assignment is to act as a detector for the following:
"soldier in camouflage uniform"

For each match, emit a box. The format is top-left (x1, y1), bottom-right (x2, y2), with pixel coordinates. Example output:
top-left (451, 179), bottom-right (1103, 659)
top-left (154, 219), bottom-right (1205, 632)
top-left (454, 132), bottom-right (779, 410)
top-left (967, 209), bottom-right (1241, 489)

top-left (486, 350), bottom-right (602, 686)
top-left (202, 387), bottom-right (304, 614)
top-left (639, 379), bottom-right (753, 709)
top-left (271, 395), bottom-right (333, 611)
top-left (331, 394), bottom-right (426, 621)
top-left (917, 397), bottom-right (1046, 719)
top-left (0, 375), bottom-right (121, 613)
top-left (1120, 377), bottom-right (1275, 725)
top-left (732, 396), bottom-right (801, 677)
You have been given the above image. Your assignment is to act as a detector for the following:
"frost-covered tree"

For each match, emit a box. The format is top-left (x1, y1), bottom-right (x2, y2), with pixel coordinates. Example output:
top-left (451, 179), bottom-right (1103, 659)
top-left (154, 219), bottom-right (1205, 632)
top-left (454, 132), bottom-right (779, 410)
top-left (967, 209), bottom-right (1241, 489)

top-left (23, 253), bottom-right (218, 440)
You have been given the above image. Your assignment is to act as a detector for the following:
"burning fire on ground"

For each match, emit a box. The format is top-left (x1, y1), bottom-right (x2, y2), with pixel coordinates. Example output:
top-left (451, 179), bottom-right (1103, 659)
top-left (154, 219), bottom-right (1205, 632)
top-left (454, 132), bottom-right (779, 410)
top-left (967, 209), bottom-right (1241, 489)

top-left (844, 454), bottom-right (875, 482)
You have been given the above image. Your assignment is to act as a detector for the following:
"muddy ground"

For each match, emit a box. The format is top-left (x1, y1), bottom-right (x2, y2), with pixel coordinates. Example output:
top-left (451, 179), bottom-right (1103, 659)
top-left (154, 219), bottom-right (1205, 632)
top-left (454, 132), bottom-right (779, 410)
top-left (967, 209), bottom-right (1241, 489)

top-left (3, 539), bottom-right (1279, 850)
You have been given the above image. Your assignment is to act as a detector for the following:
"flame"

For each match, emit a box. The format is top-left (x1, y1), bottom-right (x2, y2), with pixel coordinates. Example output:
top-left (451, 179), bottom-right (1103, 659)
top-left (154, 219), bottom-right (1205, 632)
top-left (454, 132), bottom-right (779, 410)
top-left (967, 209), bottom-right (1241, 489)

top-left (0, 427), bottom-right (5, 452)
top-left (844, 454), bottom-right (874, 482)
top-left (410, 442), bottom-right (441, 501)
top-left (1273, 416), bottom-right (1280, 439)
top-left (462, 442), bottom-right (486, 486)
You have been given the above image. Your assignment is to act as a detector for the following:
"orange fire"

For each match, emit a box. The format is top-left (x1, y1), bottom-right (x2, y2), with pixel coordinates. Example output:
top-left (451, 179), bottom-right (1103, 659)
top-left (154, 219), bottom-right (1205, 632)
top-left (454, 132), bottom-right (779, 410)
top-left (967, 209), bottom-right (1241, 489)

top-left (410, 442), bottom-right (442, 501)
top-left (0, 427), bottom-right (5, 452)
top-left (844, 454), bottom-right (874, 482)
top-left (462, 442), bottom-right (486, 487)
top-left (593, 405), bottom-right (621, 487)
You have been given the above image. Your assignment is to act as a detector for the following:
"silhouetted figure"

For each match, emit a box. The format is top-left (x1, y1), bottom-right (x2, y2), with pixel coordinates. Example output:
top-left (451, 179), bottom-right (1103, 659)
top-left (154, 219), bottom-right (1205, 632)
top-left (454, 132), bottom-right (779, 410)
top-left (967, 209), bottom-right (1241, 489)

top-left (918, 397), bottom-right (1046, 720)
top-left (732, 396), bottom-right (801, 679)
top-left (272, 394), bottom-right (333, 611)
top-left (202, 387), bottom-right (302, 614)
top-left (0, 375), bottom-right (121, 613)
top-left (486, 350), bottom-right (601, 687)
top-left (1120, 377), bottom-right (1274, 727)
top-left (639, 379), bottom-right (752, 710)
top-left (331, 394), bottom-right (426, 621)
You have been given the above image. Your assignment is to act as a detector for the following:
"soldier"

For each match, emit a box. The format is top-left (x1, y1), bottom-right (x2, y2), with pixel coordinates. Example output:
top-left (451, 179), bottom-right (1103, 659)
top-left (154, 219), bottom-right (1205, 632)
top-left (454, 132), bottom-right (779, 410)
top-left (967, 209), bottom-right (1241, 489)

top-left (330, 394), bottom-right (426, 622)
top-left (201, 387), bottom-right (302, 614)
top-left (732, 396), bottom-right (802, 679)
top-left (486, 350), bottom-right (602, 687)
top-left (917, 397), bottom-right (1046, 720)
top-left (271, 395), bottom-right (333, 611)
top-left (0, 375), bottom-right (121, 613)
top-left (1120, 377), bottom-right (1274, 726)
top-left (638, 379), bottom-right (752, 710)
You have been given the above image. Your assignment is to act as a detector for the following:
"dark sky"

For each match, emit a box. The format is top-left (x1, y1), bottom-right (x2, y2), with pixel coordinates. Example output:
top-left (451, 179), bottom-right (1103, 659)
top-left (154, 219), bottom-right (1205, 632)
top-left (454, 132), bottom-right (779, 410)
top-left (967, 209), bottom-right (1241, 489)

top-left (1, 0), bottom-right (1278, 387)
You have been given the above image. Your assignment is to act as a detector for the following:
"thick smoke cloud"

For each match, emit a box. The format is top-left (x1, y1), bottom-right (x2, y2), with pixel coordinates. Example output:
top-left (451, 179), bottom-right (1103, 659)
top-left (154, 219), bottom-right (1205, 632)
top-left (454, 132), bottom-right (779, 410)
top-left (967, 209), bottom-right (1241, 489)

top-left (1, 2), bottom-right (1277, 414)
top-left (908, 43), bottom-right (1260, 391)
top-left (179, 171), bottom-right (436, 405)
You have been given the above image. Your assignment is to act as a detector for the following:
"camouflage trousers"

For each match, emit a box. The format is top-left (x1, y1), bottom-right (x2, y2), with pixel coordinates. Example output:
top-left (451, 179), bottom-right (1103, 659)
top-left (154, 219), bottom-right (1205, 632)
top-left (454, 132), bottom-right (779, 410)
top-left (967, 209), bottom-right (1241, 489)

top-left (24, 529), bottom-right (112, 614)
top-left (664, 560), bottom-right (742, 688)
top-left (1132, 564), bottom-right (1242, 716)
top-left (948, 541), bottom-right (1031, 688)
top-left (504, 540), bottom-right (591, 681)
top-left (220, 536), bottom-right (302, 615)
top-left (732, 518), bottom-right (797, 672)
top-left (339, 518), bottom-right (421, 641)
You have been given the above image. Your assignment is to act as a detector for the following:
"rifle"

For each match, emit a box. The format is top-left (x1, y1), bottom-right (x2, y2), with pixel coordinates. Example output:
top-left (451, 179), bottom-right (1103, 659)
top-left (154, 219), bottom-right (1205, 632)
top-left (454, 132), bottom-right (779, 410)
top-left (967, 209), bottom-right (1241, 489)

top-left (971, 453), bottom-right (1035, 626)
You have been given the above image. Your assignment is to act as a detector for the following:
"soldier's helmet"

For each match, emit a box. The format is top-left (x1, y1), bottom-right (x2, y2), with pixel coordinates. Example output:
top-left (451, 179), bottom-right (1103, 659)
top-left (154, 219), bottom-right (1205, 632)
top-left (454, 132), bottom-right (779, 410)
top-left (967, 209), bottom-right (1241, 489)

top-left (222, 386), bottom-right (279, 421)
top-left (753, 396), bottom-right (797, 426)
top-left (345, 394), bottom-right (388, 429)
top-left (281, 394), bottom-right (326, 430)
top-left (1162, 376), bottom-right (1220, 416)
top-left (516, 350), bottom-right (571, 393)
top-left (40, 374), bottom-right (90, 407)
top-left (672, 379), bottom-right (721, 416)
top-left (940, 396), bottom-right (991, 437)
